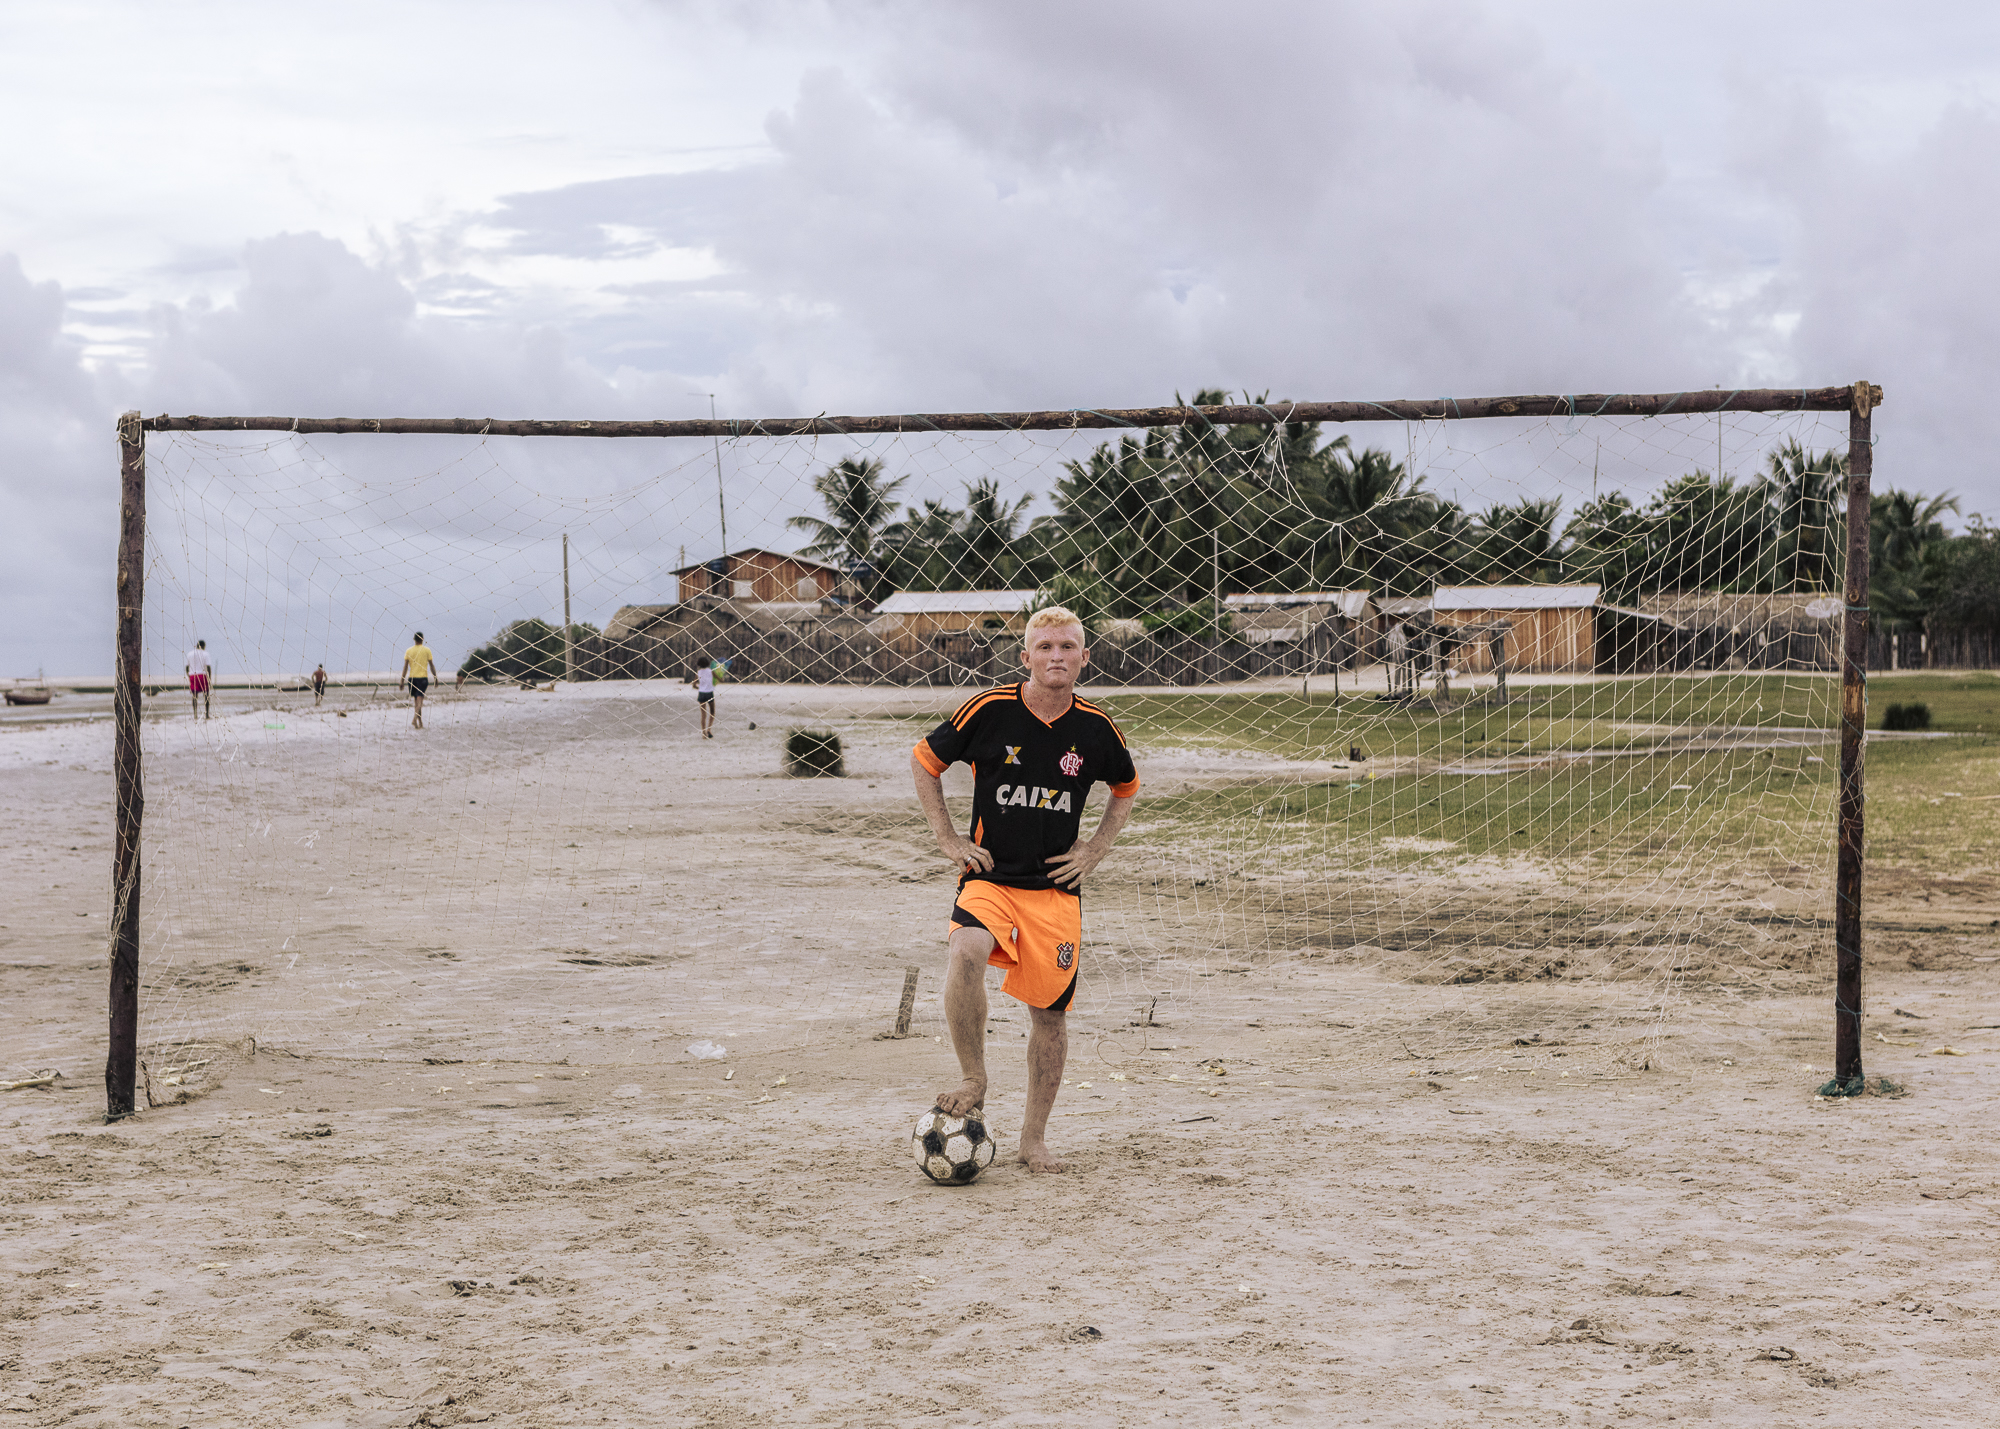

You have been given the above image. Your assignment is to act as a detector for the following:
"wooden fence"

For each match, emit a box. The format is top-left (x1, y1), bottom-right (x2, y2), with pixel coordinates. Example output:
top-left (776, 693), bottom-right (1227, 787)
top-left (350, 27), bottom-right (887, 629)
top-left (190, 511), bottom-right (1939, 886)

top-left (1870, 627), bottom-right (2000, 670)
top-left (556, 623), bottom-right (1358, 688)
top-left (541, 619), bottom-right (1994, 689)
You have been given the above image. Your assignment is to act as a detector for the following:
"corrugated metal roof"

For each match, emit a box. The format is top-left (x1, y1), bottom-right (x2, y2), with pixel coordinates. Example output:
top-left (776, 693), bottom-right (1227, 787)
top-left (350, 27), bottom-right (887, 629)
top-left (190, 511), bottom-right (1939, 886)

top-left (1222, 591), bottom-right (1363, 607)
top-left (1601, 603), bottom-right (1679, 627)
top-left (1377, 595), bottom-right (1433, 618)
top-left (1229, 609), bottom-right (1310, 639)
top-left (1223, 590), bottom-right (1375, 620)
top-left (871, 590), bottom-right (1040, 616)
top-left (1637, 592), bottom-right (1841, 623)
top-left (669, 547), bottom-right (845, 576)
top-left (1434, 584), bottom-right (1601, 611)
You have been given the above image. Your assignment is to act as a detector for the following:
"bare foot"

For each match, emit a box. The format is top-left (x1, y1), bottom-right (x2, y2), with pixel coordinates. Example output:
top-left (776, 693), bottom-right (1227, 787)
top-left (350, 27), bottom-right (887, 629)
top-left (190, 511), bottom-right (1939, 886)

top-left (935, 1076), bottom-right (986, 1117)
top-left (1016, 1139), bottom-right (1066, 1174)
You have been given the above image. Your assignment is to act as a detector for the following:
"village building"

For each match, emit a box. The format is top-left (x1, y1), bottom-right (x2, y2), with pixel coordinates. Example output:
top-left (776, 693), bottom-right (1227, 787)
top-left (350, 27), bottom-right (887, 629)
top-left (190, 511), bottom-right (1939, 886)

top-left (599, 593), bottom-right (875, 683)
top-left (670, 548), bottom-right (846, 604)
top-left (1376, 595), bottom-right (1434, 624)
top-left (1223, 590), bottom-right (1378, 668)
top-left (1637, 591), bottom-right (1841, 671)
top-left (866, 590), bottom-right (1040, 656)
top-left (1223, 591), bottom-right (1376, 642)
top-left (1432, 584), bottom-right (1602, 674)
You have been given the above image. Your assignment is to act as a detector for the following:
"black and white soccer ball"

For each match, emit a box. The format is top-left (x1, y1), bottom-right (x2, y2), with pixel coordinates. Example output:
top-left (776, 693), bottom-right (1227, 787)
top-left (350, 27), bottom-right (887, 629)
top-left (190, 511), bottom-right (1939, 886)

top-left (912, 1105), bottom-right (997, 1184)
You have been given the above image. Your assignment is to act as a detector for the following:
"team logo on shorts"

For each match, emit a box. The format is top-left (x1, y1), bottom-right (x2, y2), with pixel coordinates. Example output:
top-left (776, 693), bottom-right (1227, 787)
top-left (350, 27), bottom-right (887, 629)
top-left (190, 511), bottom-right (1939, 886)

top-left (1056, 941), bottom-right (1076, 969)
top-left (1058, 749), bottom-right (1083, 778)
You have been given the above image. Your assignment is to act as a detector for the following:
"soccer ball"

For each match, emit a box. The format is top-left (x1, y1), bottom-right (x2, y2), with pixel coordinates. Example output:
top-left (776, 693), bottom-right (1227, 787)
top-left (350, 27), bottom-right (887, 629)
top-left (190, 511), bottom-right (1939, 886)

top-left (912, 1105), bottom-right (997, 1184)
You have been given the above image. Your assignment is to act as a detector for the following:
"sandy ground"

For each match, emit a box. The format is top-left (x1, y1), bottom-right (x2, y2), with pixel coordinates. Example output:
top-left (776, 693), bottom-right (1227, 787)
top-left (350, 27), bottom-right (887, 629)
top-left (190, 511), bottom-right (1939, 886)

top-left (4, 680), bottom-right (1998, 1427)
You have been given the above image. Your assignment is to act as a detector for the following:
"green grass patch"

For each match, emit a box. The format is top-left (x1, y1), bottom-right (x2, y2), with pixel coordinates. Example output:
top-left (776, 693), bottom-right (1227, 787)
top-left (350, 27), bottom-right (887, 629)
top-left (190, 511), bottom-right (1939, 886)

top-left (1105, 674), bottom-right (1842, 765)
top-left (1135, 748), bottom-right (1838, 864)
top-left (1865, 671), bottom-right (2000, 732)
top-left (1860, 735), bottom-right (2000, 870)
top-left (865, 674), bottom-right (2000, 872)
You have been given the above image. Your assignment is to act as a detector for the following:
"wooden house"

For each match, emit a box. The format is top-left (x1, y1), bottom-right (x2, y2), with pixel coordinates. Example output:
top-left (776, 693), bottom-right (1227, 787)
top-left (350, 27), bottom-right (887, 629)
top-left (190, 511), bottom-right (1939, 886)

top-left (1224, 591), bottom-right (1378, 667)
top-left (866, 591), bottom-right (1039, 655)
top-left (1376, 595), bottom-right (1433, 627)
top-left (599, 595), bottom-right (876, 683)
top-left (1637, 592), bottom-right (1841, 671)
top-left (670, 548), bottom-right (845, 604)
top-left (1433, 584), bottom-right (1601, 674)
top-left (1224, 591), bottom-right (1375, 643)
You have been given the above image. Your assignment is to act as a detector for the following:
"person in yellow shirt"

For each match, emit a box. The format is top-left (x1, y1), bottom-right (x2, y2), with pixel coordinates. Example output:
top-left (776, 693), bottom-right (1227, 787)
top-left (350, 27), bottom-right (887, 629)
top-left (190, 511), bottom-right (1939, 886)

top-left (400, 631), bottom-right (440, 730)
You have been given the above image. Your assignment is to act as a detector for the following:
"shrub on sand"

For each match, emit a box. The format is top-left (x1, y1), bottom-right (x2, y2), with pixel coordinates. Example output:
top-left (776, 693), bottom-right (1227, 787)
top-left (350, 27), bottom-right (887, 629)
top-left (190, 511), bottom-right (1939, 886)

top-left (785, 729), bottom-right (846, 777)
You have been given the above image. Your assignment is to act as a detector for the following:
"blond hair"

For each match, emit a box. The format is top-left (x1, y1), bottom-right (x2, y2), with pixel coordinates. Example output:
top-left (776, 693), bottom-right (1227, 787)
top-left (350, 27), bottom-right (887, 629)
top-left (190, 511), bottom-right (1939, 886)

top-left (1025, 604), bottom-right (1085, 634)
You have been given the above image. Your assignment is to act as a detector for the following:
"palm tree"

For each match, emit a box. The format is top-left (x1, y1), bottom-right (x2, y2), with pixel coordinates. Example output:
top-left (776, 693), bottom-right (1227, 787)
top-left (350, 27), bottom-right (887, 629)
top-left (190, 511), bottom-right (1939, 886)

top-left (1762, 441), bottom-right (1846, 592)
top-left (1563, 492), bottom-right (1648, 600)
top-left (786, 457), bottom-right (908, 570)
top-left (1474, 497), bottom-right (1565, 583)
top-left (1871, 488), bottom-right (1960, 629)
top-left (1637, 472), bottom-right (1772, 593)
top-left (1312, 446), bottom-right (1427, 590)
top-left (1873, 489), bottom-right (1957, 572)
top-left (880, 498), bottom-right (962, 592)
top-left (1036, 429), bottom-right (1179, 615)
top-left (956, 477), bottom-right (1035, 590)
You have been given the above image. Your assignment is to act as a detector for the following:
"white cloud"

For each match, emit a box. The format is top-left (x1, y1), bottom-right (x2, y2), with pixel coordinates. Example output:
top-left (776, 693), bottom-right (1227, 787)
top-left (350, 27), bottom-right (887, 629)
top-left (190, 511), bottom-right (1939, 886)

top-left (3, 0), bottom-right (1997, 674)
top-left (0, 256), bottom-right (109, 675)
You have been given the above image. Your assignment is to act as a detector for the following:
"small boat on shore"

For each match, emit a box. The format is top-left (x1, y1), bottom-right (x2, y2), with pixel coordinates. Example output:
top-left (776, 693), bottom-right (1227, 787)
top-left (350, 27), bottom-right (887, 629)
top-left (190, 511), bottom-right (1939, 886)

top-left (4, 681), bottom-right (53, 706)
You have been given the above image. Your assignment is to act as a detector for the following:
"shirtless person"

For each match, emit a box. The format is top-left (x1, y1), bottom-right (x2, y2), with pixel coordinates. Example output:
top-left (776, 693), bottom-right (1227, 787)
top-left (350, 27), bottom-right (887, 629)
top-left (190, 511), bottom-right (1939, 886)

top-left (910, 606), bottom-right (1139, 1173)
top-left (311, 663), bottom-right (328, 705)
top-left (400, 632), bottom-right (439, 730)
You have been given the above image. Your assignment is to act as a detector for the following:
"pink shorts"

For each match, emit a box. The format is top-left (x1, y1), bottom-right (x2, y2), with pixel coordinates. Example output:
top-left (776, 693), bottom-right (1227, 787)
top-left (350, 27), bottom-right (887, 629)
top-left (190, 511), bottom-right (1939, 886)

top-left (188, 673), bottom-right (210, 694)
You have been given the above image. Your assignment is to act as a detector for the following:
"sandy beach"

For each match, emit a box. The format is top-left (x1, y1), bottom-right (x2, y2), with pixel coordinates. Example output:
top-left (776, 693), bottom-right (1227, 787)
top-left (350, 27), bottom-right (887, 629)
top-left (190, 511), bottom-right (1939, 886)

top-left (4, 679), bottom-right (1997, 1426)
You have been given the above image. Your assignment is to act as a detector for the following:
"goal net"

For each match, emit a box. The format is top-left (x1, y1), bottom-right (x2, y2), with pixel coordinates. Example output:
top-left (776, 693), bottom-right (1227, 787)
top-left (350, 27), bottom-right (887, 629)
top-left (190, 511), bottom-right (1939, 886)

top-left (124, 394), bottom-right (1855, 1103)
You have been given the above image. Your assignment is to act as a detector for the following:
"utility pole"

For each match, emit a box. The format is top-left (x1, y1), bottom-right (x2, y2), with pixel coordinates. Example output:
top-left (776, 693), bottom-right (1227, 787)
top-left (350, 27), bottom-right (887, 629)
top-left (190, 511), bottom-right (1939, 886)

top-left (1212, 528), bottom-right (1222, 638)
top-left (692, 392), bottom-right (727, 585)
top-left (562, 532), bottom-right (574, 683)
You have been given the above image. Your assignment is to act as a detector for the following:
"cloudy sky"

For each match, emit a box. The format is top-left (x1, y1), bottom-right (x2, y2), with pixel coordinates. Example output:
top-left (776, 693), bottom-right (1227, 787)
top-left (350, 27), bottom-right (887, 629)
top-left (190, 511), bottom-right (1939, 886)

top-left (4, 0), bottom-right (1998, 674)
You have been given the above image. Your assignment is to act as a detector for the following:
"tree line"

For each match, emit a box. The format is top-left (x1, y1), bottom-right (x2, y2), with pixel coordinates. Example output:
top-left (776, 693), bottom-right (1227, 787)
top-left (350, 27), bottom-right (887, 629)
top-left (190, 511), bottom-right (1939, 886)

top-left (787, 388), bottom-right (1999, 641)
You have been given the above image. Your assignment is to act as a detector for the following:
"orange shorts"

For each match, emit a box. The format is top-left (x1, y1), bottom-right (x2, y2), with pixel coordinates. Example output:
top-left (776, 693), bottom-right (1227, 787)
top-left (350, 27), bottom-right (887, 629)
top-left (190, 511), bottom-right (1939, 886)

top-left (948, 883), bottom-right (1081, 1011)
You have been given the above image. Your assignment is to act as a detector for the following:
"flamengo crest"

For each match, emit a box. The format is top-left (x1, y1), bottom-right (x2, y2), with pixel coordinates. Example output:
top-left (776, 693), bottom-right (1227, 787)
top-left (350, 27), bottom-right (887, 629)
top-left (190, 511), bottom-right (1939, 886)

top-left (1058, 750), bottom-right (1084, 778)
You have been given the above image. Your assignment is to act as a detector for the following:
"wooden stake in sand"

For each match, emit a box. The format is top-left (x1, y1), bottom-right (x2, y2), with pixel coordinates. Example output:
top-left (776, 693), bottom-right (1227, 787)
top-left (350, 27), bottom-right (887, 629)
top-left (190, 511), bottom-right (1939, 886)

top-left (874, 966), bottom-right (921, 1040)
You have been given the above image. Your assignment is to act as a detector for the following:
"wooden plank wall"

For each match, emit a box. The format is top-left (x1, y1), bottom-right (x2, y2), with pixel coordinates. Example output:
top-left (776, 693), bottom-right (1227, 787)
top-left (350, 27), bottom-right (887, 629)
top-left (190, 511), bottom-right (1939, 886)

top-left (548, 623), bottom-right (1364, 688)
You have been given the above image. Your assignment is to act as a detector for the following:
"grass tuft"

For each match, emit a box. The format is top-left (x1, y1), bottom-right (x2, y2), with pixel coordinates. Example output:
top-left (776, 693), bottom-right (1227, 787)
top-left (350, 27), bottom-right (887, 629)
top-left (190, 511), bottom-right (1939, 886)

top-left (785, 728), bottom-right (846, 778)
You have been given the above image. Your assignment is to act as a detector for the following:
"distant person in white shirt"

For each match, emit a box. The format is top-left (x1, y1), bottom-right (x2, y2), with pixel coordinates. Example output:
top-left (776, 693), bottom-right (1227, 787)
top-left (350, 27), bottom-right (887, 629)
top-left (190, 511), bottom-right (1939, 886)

top-left (185, 640), bottom-right (213, 720)
top-left (691, 655), bottom-right (716, 739)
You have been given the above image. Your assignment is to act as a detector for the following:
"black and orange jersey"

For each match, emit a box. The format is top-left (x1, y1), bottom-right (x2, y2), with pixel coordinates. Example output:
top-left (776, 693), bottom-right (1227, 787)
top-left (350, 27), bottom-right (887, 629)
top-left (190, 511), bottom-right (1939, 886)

top-left (914, 682), bottom-right (1140, 893)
